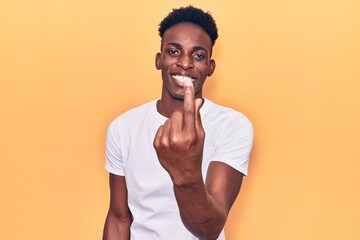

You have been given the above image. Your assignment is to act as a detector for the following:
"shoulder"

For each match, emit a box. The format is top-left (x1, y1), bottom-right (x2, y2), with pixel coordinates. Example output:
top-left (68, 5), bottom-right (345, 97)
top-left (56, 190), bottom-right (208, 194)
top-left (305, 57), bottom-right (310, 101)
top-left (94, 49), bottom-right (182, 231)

top-left (107, 100), bottom-right (158, 132)
top-left (202, 99), bottom-right (253, 133)
top-left (202, 99), bottom-right (254, 175)
top-left (110, 100), bottom-right (157, 124)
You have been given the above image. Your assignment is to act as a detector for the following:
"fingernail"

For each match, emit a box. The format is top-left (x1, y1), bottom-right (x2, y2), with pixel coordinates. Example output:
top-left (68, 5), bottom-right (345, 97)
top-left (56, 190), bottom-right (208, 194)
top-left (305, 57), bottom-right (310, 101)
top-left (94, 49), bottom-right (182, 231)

top-left (185, 78), bottom-right (192, 87)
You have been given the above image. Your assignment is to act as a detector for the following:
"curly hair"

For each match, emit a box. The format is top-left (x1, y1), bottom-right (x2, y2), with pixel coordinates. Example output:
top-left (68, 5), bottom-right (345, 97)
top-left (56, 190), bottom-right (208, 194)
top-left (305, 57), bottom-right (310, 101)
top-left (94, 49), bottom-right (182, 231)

top-left (158, 6), bottom-right (218, 46)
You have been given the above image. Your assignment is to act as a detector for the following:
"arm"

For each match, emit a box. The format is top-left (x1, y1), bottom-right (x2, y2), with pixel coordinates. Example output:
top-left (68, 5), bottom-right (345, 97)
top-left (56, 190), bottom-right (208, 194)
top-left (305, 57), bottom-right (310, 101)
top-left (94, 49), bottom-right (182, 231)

top-left (103, 173), bottom-right (132, 240)
top-left (153, 79), bottom-right (244, 239)
top-left (173, 161), bottom-right (243, 240)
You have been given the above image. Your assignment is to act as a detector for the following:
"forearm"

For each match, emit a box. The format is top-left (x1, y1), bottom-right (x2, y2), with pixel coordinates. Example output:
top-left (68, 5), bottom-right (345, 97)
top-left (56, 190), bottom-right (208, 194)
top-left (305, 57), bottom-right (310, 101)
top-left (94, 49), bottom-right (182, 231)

top-left (103, 212), bottom-right (132, 240)
top-left (173, 179), bottom-right (227, 240)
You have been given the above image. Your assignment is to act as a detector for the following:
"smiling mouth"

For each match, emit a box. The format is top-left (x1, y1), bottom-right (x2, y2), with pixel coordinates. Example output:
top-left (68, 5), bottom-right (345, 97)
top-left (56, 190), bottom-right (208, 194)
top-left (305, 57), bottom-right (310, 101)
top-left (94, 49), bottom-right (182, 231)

top-left (171, 75), bottom-right (196, 84)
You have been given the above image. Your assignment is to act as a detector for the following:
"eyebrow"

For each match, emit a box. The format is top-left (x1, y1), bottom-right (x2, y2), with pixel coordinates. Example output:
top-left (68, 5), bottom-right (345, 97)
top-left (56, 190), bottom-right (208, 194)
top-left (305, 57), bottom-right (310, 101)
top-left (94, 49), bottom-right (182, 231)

top-left (166, 42), bottom-right (208, 53)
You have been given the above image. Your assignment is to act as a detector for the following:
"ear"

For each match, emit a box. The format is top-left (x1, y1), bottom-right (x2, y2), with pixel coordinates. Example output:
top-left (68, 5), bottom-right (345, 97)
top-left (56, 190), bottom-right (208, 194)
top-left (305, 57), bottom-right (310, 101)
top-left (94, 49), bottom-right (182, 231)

top-left (155, 52), bottom-right (161, 70)
top-left (207, 59), bottom-right (216, 77)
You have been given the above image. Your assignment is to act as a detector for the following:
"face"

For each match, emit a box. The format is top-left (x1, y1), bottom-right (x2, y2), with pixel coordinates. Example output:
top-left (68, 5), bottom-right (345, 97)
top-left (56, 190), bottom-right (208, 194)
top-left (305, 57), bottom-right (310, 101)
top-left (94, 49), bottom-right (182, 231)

top-left (155, 23), bottom-right (216, 100)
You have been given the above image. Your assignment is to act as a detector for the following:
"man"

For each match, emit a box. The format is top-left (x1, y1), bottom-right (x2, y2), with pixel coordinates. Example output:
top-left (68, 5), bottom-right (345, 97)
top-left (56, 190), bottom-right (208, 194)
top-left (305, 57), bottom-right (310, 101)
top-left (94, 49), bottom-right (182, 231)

top-left (103, 6), bottom-right (253, 240)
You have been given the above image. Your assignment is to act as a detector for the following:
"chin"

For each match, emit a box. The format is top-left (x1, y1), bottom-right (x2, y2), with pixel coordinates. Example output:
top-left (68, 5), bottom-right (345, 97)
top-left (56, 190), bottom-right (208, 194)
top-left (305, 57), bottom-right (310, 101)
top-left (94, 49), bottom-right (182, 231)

top-left (171, 92), bottom-right (185, 100)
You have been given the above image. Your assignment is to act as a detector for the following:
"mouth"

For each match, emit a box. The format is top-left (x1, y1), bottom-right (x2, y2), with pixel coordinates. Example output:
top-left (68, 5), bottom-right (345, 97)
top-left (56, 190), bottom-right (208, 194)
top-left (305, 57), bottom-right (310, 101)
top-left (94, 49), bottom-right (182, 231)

top-left (171, 74), bottom-right (197, 85)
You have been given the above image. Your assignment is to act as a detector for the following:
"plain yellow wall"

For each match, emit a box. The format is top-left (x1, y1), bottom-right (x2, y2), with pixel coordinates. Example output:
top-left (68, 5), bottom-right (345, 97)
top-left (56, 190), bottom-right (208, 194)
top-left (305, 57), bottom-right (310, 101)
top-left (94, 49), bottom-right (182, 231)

top-left (1, 0), bottom-right (359, 239)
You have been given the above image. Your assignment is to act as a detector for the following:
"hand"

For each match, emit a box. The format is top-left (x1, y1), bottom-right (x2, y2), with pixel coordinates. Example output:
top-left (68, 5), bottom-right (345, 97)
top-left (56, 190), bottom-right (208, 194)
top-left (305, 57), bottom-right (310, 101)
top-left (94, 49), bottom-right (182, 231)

top-left (153, 79), bottom-right (205, 186)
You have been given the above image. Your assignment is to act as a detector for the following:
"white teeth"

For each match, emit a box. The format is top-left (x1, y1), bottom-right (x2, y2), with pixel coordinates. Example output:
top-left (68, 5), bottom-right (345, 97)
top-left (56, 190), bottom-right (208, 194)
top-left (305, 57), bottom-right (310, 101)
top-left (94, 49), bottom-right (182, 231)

top-left (172, 75), bottom-right (194, 83)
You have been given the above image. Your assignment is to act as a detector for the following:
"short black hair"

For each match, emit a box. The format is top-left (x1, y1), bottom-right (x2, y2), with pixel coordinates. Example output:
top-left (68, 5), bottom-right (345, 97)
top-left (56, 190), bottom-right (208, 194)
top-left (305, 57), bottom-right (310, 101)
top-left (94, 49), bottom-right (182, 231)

top-left (158, 6), bottom-right (218, 46)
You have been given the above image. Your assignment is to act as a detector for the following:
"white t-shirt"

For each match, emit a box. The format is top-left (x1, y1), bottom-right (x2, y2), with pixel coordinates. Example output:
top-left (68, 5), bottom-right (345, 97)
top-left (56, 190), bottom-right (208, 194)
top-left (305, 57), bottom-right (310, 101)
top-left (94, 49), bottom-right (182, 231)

top-left (105, 98), bottom-right (254, 240)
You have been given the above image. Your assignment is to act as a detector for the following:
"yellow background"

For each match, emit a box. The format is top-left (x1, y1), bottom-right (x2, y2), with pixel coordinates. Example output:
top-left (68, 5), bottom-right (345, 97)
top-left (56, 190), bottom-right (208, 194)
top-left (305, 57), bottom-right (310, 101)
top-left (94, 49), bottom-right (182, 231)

top-left (1, 0), bottom-right (359, 239)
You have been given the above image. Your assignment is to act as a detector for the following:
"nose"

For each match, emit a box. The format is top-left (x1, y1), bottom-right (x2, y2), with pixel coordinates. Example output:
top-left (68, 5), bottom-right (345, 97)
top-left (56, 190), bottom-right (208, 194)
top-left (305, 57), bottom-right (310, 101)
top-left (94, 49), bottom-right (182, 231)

top-left (176, 54), bottom-right (194, 70)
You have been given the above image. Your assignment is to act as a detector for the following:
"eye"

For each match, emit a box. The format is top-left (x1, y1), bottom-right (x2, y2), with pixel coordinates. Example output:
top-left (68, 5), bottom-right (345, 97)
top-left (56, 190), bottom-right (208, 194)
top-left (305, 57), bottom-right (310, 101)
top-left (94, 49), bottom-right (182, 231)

top-left (194, 53), bottom-right (205, 60)
top-left (167, 49), bottom-right (180, 56)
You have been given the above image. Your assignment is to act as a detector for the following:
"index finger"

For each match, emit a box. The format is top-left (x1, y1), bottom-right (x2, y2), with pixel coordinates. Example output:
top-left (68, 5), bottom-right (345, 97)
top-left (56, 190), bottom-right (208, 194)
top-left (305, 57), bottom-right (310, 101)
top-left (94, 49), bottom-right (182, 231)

top-left (183, 78), bottom-right (196, 132)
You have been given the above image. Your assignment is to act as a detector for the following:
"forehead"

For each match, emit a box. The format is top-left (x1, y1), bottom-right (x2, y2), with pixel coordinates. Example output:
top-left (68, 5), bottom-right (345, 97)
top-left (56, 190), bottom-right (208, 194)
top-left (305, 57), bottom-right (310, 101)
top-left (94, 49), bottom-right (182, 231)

top-left (162, 23), bottom-right (212, 50)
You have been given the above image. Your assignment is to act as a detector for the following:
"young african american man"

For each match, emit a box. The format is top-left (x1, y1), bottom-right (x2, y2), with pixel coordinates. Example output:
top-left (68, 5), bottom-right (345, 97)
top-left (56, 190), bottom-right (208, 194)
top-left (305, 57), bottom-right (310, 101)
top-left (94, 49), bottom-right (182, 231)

top-left (103, 6), bottom-right (254, 240)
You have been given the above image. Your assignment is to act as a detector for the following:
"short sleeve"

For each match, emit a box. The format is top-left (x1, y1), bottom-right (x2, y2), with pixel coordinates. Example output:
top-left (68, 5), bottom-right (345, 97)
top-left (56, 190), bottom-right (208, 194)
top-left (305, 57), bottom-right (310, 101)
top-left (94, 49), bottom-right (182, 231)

top-left (105, 119), bottom-right (125, 176)
top-left (212, 114), bottom-right (254, 176)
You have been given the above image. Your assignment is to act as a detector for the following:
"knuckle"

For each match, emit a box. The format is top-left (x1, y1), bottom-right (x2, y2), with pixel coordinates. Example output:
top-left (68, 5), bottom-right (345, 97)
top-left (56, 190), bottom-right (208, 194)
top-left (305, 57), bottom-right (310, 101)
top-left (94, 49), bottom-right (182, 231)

top-left (160, 138), bottom-right (168, 147)
top-left (184, 89), bottom-right (192, 95)
top-left (153, 139), bottom-right (160, 149)
top-left (185, 133), bottom-right (197, 145)
top-left (168, 135), bottom-right (179, 145)
top-left (184, 106), bottom-right (195, 114)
